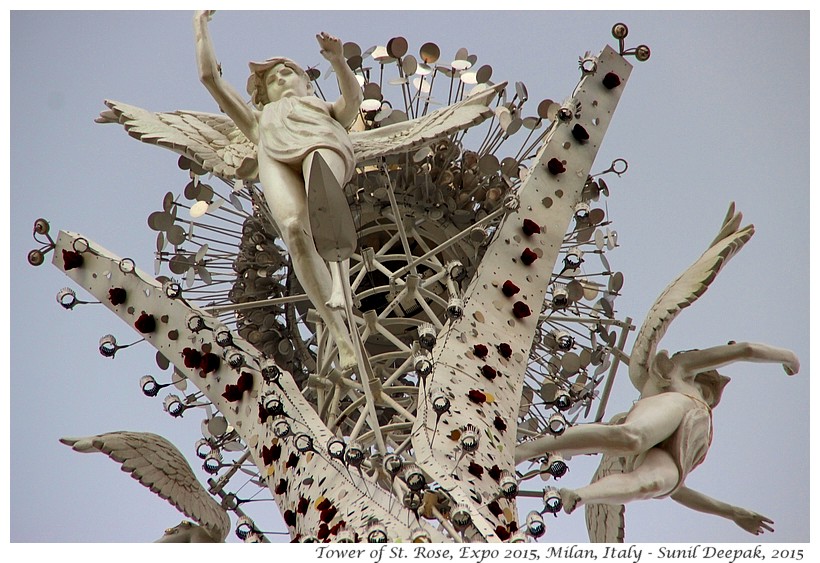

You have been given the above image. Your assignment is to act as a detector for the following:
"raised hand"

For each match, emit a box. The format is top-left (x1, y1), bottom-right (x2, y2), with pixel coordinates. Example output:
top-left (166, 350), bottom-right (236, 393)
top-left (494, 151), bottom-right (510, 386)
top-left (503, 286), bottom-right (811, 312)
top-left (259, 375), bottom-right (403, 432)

top-left (732, 508), bottom-right (774, 535)
top-left (316, 31), bottom-right (343, 62)
top-left (783, 352), bottom-right (800, 375)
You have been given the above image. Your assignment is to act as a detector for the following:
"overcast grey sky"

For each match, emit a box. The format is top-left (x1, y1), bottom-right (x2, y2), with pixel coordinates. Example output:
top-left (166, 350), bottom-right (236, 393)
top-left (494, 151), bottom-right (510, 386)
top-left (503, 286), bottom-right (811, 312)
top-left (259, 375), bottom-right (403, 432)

top-left (10, 9), bottom-right (810, 549)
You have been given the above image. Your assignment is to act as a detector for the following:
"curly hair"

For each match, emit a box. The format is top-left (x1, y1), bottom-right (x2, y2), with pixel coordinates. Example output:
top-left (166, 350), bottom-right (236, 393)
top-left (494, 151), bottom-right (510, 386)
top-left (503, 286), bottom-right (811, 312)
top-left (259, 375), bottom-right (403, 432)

top-left (245, 57), bottom-right (312, 108)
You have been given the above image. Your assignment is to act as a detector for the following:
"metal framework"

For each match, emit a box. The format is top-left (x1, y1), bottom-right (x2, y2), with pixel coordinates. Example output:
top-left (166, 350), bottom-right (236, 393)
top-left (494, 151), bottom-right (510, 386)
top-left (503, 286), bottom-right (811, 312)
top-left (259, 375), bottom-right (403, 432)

top-left (30, 24), bottom-right (652, 542)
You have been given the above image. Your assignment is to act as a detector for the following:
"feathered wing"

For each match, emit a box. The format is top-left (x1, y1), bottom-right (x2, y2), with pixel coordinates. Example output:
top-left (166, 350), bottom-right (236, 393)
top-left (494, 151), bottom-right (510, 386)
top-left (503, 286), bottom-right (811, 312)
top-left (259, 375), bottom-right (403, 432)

top-left (98, 82), bottom-right (504, 181)
top-left (585, 413), bottom-right (627, 543)
top-left (350, 82), bottom-right (506, 163)
top-left (585, 456), bottom-right (627, 542)
top-left (628, 203), bottom-right (755, 390)
top-left (97, 100), bottom-right (258, 181)
top-left (60, 431), bottom-right (230, 542)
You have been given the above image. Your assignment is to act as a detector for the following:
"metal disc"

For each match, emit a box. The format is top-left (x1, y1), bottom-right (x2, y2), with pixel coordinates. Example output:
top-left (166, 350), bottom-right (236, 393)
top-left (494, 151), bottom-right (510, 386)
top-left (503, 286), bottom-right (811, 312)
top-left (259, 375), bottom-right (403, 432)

top-left (589, 208), bottom-right (605, 225)
top-left (419, 42), bottom-right (440, 63)
top-left (174, 370), bottom-right (187, 391)
top-left (518, 386), bottom-right (534, 418)
top-left (537, 99), bottom-right (557, 119)
top-left (475, 64), bottom-right (492, 84)
top-left (343, 41), bottom-right (361, 59)
top-left (561, 352), bottom-right (581, 374)
top-left (501, 157), bottom-right (519, 177)
top-left (184, 181), bottom-right (200, 200)
top-left (598, 298), bottom-right (614, 318)
top-left (363, 82), bottom-right (382, 100)
top-left (148, 211), bottom-right (173, 232)
top-left (566, 280), bottom-right (584, 302)
top-left (169, 253), bottom-right (193, 274)
top-left (229, 192), bottom-right (244, 212)
top-left (607, 229), bottom-right (618, 250)
top-left (208, 416), bottom-right (229, 437)
top-left (609, 271), bottom-right (624, 293)
top-left (167, 225), bottom-right (187, 246)
top-left (387, 36), bottom-right (408, 58)
top-left (415, 62), bottom-right (433, 76)
top-left (478, 154), bottom-right (499, 175)
top-left (197, 265), bottom-right (212, 286)
top-left (196, 183), bottom-right (214, 202)
top-left (207, 199), bottom-right (223, 214)
top-left (402, 55), bottom-right (418, 75)
top-left (576, 226), bottom-right (593, 243)
top-left (460, 71), bottom-right (477, 85)
top-left (380, 109), bottom-right (408, 125)
top-left (163, 191), bottom-right (174, 212)
top-left (412, 76), bottom-right (431, 93)
top-left (156, 231), bottom-right (166, 253)
top-left (583, 281), bottom-right (599, 301)
top-left (190, 200), bottom-right (209, 218)
top-left (374, 104), bottom-right (393, 122)
top-left (594, 229), bottom-right (605, 250)
top-left (361, 98), bottom-right (382, 112)
top-left (522, 116), bottom-right (541, 130)
top-left (539, 381), bottom-right (559, 404)
top-left (515, 81), bottom-right (528, 102)
top-left (156, 351), bottom-right (170, 370)
top-left (579, 348), bottom-right (592, 367)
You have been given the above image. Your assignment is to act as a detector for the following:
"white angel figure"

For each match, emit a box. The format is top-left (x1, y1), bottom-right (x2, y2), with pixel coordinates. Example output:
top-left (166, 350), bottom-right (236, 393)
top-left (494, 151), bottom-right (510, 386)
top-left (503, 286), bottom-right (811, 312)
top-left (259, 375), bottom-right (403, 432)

top-left (516, 204), bottom-right (800, 540)
top-left (60, 431), bottom-right (230, 542)
top-left (95, 10), bottom-right (504, 372)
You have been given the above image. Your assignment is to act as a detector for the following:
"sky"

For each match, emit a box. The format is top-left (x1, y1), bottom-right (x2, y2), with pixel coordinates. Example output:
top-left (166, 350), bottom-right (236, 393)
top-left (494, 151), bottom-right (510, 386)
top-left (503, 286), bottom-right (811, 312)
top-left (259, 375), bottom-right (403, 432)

top-left (8, 8), bottom-right (811, 550)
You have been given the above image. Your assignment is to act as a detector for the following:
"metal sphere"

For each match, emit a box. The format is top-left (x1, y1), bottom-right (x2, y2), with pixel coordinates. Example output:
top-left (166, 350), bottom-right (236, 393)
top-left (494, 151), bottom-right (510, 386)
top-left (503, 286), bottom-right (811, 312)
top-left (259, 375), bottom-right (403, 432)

top-left (611, 22), bottom-right (629, 40)
top-left (28, 249), bottom-right (45, 266)
top-left (635, 44), bottom-right (651, 62)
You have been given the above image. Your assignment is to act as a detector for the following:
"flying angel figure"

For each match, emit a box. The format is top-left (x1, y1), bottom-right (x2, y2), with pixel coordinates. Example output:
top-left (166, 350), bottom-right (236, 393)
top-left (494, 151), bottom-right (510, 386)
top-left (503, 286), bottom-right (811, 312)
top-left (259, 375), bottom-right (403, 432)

top-left (515, 203), bottom-right (800, 541)
top-left (95, 10), bottom-right (505, 372)
top-left (60, 431), bottom-right (230, 542)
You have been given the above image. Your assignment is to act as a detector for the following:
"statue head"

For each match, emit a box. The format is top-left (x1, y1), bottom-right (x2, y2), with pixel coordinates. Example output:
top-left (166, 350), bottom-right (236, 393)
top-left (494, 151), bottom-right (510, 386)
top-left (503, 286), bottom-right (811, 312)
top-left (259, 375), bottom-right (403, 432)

top-left (247, 57), bottom-right (313, 107)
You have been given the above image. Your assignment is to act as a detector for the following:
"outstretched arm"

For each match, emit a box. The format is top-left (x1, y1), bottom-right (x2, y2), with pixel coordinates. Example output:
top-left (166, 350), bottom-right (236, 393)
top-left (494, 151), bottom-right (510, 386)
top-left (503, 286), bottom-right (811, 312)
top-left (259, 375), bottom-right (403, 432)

top-left (194, 10), bottom-right (257, 143)
top-left (671, 486), bottom-right (774, 535)
top-left (675, 342), bottom-right (799, 375)
top-left (317, 32), bottom-right (363, 129)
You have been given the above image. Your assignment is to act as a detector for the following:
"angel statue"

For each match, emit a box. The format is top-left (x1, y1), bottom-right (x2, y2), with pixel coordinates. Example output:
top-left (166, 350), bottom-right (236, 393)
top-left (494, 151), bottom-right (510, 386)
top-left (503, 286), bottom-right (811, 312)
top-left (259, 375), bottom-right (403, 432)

top-left (96, 10), bottom-right (504, 373)
top-left (60, 432), bottom-right (230, 542)
top-left (515, 204), bottom-right (801, 541)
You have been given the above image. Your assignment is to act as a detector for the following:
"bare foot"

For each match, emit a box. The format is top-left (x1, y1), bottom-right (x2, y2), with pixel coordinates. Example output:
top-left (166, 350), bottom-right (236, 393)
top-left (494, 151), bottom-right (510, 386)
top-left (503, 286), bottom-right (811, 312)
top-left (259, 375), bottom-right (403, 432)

top-left (560, 488), bottom-right (581, 514)
top-left (338, 343), bottom-right (358, 373)
top-left (326, 290), bottom-right (346, 311)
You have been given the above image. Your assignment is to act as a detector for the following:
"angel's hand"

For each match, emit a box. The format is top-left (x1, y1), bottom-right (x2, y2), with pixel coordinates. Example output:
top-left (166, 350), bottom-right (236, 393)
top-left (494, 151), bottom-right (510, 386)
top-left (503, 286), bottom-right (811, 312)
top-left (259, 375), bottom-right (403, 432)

top-left (194, 10), bottom-right (215, 24)
top-left (732, 508), bottom-right (774, 535)
top-left (317, 32), bottom-right (344, 63)
top-left (783, 353), bottom-right (800, 376)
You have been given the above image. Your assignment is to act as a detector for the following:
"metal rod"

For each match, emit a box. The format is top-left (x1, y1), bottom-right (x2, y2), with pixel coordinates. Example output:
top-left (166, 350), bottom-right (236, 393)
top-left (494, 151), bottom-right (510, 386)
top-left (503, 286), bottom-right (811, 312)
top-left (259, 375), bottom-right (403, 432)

top-left (594, 316), bottom-right (633, 422)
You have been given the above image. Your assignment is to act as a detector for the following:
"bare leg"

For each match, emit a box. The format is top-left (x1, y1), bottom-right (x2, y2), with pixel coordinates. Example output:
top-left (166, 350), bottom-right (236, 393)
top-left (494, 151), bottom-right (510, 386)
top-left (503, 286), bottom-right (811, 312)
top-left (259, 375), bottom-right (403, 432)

top-left (327, 260), bottom-right (350, 311)
top-left (515, 393), bottom-right (694, 463)
top-left (259, 155), bottom-right (356, 371)
top-left (562, 448), bottom-right (680, 513)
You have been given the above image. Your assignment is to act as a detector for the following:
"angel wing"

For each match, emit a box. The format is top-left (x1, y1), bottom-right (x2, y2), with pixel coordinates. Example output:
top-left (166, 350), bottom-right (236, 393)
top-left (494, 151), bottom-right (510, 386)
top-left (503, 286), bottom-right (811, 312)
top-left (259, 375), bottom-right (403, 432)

top-left (60, 431), bottom-right (230, 542)
top-left (96, 100), bottom-right (258, 181)
top-left (349, 82), bottom-right (506, 163)
top-left (97, 82), bottom-right (505, 181)
top-left (585, 413), bottom-right (627, 543)
top-left (628, 203), bottom-right (754, 390)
